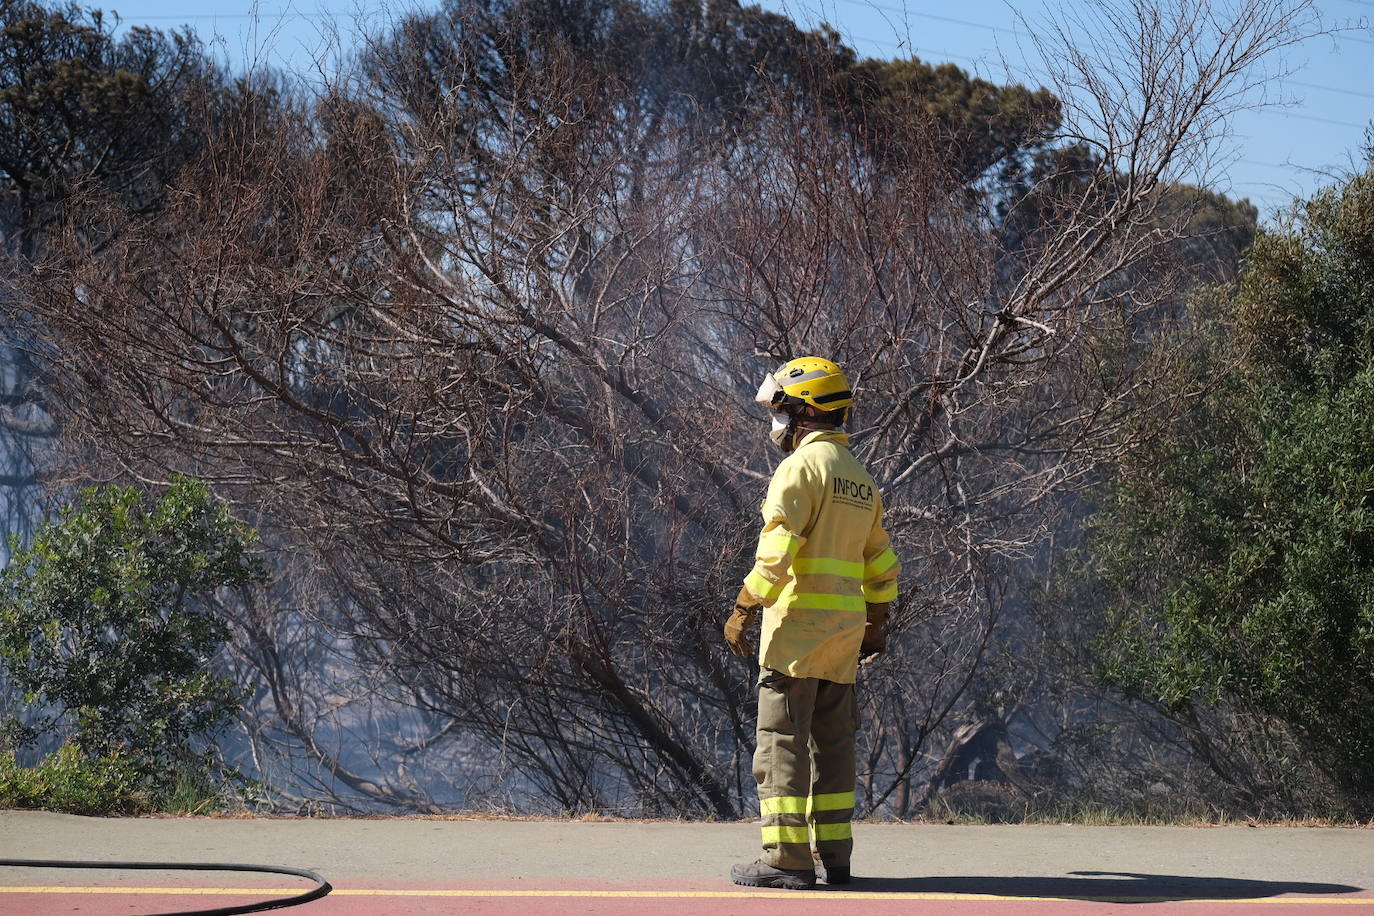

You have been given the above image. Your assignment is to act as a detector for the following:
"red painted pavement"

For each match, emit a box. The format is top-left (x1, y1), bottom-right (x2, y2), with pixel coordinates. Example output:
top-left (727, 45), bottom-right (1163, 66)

top-left (4, 879), bottom-right (1373, 916)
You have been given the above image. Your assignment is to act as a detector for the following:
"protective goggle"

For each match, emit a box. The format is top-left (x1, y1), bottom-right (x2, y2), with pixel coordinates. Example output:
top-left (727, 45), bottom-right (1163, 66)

top-left (756, 366), bottom-right (837, 409)
top-left (754, 371), bottom-right (784, 410)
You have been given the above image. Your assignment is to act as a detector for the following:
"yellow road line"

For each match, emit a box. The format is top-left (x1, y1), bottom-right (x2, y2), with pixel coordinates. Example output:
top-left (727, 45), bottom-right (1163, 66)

top-left (1, 886), bottom-right (1372, 904)
top-left (2, 887), bottom-right (306, 895)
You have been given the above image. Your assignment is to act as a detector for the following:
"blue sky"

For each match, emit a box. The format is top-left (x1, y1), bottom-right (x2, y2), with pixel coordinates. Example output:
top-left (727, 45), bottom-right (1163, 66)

top-left (103, 0), bottom-right (1373, 220)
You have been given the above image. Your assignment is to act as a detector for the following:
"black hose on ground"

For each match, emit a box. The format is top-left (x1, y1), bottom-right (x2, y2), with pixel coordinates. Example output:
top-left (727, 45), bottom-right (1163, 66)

top-left (0, 858), bottom-right (331, 916)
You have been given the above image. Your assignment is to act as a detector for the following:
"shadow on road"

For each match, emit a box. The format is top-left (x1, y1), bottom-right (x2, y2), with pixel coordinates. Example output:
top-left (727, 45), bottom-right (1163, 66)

top-left (850, 871), bottom-right (1363, 902)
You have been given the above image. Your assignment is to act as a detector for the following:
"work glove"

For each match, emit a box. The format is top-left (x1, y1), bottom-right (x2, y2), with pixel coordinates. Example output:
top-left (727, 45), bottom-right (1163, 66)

top-left (724, 585), bottom-right (764, 658)
top-left (861, 601), bottom-right (890, 658)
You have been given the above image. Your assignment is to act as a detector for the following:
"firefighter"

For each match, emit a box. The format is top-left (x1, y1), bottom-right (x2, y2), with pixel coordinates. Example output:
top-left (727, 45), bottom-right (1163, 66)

top-left (725, 356), bottom-right (899, 890)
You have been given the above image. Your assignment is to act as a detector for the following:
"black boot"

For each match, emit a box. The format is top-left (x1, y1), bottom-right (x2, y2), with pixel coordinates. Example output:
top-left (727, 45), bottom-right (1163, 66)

top-left (822, 864), bottom-right (851, 885)
top-left (730, 859), bottom-right (817, 890)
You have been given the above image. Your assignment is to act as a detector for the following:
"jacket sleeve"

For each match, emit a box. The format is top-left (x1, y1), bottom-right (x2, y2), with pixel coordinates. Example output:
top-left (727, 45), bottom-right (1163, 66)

top-left (861, 491), bottom-right (900, 603)
top-left (742, 458), bottom-right (815, 607)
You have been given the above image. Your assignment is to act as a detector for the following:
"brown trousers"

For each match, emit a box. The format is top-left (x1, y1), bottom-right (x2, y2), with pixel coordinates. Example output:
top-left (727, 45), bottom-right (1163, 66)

top-left (753, 667), bottom-right (857, 870)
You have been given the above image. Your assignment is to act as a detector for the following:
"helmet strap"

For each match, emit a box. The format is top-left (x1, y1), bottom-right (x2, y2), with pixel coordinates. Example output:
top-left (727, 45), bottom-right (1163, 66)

top-left (768, 411), bottom-right (801, 451)
top-left (794, 404), bottom-right (844, 431)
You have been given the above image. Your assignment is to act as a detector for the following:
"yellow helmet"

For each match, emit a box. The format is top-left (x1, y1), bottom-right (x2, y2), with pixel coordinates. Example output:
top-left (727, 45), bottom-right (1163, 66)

top-left (755, 356), bottom-right (853, 415)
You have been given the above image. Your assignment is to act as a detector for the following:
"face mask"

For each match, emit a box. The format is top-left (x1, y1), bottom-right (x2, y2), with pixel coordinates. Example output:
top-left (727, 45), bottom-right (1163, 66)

top-left (768, 412), bottom-right (794, 450)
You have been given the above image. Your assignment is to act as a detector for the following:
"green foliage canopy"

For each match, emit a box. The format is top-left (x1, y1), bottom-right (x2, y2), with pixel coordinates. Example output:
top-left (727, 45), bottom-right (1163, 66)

top-left (0, 0), bottom-right (218, 250)
top-left (1073, 160), bottom-right (1374, 814)
top-left (0, 476), bottom-right (261, 777)
top-left (367, 0), bottom-right (1058, 184)
top-left (835, 57), bottom-right (1060, 182)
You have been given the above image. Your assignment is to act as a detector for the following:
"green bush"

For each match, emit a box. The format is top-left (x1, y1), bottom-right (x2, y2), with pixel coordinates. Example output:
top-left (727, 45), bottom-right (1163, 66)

top-left (0, 744), bottom-right (150, 815)
top-left (1058, 161), bottom-right (1374, 817)
top-left (0, 475), bottom-right (264, 809)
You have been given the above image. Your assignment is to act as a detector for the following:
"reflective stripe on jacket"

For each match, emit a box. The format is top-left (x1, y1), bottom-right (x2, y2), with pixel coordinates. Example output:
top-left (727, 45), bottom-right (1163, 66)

top-left (743, 429), bottom-right (900, 683)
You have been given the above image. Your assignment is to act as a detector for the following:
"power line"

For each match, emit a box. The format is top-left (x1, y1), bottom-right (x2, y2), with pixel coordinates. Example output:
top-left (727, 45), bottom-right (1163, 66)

top-left (111, 12), bottom-right (334, 20)
top-left (838, 32), bottom-right (995, 67)
top-left (831, 0), bottom-right (1024, 37)
top-left (836, 18), bottom-right (1373, 95)
top-left (1270, 109), bottom-right (1370, 129)
top-left (846, 34), bottom-right (1374, 105)
top-left (1238, 158), bottom-right (1332, 170)
top-left (115, 6), bottom-right (1374, 90)
top-left (845, 31), bottom-right (1370, 130)
top-left (833, 0), bottom-right (1374, 46)
top-left (1286, 79), bottom-right (1374, 100)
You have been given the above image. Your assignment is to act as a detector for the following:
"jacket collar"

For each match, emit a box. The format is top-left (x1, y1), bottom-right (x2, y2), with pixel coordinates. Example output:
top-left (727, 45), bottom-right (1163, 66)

top-left (795, 428), bottom-right (850, 450)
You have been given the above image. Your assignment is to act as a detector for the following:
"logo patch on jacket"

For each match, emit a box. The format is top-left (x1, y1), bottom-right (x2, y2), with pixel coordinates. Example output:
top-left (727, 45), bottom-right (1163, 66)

top-left (832, 476), bottom-right (874, 509)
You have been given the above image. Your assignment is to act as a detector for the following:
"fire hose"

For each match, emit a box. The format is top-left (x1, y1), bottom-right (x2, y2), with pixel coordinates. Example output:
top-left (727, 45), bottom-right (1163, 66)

top-left (0, 858), bottom-right (330, 915)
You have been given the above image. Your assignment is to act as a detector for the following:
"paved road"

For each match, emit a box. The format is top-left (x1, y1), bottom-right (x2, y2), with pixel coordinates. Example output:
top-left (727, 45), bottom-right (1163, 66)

top-left (2, 810), bottom-right (1372, 914)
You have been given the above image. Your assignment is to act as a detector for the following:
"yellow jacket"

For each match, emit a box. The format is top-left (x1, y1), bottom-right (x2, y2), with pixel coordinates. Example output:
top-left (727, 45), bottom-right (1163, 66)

top-left (743, 429), bottom-right (900, 683)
